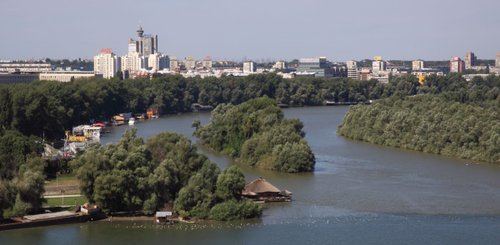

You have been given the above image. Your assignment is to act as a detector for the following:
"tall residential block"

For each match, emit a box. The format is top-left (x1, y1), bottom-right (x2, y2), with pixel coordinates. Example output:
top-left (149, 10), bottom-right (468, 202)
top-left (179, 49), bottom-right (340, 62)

top-left (412, 60), bottom-right (424, 71)
top-left (121, 52), bottom-right (146, 72)
top-left (464, 51), bottom-right (477, 69)
top-left (201, 56), bottom-right (213, 69)
top-left (496, 52), bottom-right (500, 67)
top-left (94, 48), bottom-right (120, 79)
top-left (184, 56), bottom-right (196, 70)
top-left (346, 60), bottom-right (359, 79)
top-left (243, 61), bottom-right (256, 74)
top-left (450, 56), bottom-right (465, 73)
top-left (148, 53), bottom-right (169, 71)
top-left (372, 56), bottom-right (386, 74)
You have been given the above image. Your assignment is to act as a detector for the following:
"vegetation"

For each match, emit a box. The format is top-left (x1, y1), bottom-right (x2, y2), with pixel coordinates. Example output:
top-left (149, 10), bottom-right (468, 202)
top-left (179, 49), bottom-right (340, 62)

top-left (0, 130), bottom-right (45, 220)
top-left (338, 75), bottom-right (500, 163)
top-left (0, 73), bottom-right (420, 140)
top-left (43, 196), bottom-right (87, 208)
top-left (194, 97), bottom-right (315, 172)
top-left (71, 129), bottom-right (261, 220)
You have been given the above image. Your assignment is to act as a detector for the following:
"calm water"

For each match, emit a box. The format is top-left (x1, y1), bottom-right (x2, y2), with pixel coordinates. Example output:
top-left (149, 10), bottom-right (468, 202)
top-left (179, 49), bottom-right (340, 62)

top-left (2, 106), bottom-right (500, 244)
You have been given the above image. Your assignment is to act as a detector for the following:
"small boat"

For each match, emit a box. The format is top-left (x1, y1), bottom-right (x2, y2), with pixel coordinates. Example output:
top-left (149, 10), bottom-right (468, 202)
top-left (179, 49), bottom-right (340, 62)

top-left (128, 118), bottom-right (135, 125)
top-left (92, 122), bottom-right (106, 128)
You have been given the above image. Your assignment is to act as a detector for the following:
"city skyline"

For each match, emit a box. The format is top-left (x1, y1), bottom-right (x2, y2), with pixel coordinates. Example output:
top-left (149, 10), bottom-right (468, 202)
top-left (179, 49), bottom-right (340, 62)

top-left (2, 0), bottom-right (500, 61)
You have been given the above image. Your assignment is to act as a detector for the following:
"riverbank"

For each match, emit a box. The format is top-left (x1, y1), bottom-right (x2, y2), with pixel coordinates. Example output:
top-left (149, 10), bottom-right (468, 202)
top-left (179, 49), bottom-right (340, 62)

top-left (3, 106), bottom-right (500, 244)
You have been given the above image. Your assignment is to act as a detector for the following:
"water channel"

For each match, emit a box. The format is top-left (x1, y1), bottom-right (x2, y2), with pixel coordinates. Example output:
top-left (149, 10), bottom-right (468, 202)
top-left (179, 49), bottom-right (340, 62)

top-left (1, 106), bottom-right (500, 244)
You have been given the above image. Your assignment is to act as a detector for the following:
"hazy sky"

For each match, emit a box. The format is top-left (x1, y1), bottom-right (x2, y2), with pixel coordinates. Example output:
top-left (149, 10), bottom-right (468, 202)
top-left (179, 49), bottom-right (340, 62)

top-left (2, 0), bottom-right (499, 61)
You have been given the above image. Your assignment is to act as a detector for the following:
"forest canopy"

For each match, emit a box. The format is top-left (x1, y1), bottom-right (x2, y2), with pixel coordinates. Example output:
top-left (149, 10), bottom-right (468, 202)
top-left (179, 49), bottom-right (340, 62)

top-left (338, 75), bottom-right (500, 163)
top-left (194, 97), bottom-right (315, 172)
top-left (70, 129), bottom-right (261, 220)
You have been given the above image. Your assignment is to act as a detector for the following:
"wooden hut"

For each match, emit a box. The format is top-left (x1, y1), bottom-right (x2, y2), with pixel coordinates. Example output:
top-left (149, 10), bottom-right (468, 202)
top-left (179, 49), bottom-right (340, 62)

top-left (241, 177), bottom-right (292, 202)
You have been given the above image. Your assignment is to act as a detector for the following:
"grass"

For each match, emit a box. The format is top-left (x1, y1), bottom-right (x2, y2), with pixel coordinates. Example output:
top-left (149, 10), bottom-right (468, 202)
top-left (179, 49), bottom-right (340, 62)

top-left (45, 173), bottom-right (79, 187)
top-left (43, 196), bottom-right (88, 208)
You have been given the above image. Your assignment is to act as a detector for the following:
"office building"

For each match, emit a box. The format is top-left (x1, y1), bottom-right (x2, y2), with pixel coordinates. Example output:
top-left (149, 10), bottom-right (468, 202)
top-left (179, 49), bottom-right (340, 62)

top-left (243, 61), bottom-right (256, 74)
top-left (464, 52), bottom-right (477, 69)
top-left (129, 26), bottom-right (158, 56)
top-left (94, 48), bottom-right (120, 79)
top-left (412, 60), bottom-right (424, 71)
top-left (450, 57), bottom-right (465, 73)
top-left (297, 57), bottom-right (332, 77)
top-left (346, 60), bottom-right (359, 79)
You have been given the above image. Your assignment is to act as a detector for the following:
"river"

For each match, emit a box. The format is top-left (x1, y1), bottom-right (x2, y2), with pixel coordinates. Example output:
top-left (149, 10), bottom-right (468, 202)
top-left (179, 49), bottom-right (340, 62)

top-left (2, 106), bottom-right (500, 244)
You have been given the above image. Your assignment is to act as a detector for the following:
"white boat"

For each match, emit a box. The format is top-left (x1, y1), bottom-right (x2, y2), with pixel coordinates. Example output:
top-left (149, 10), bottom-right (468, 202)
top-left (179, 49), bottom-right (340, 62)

top-left (128, 118), bottom-right (135, 125)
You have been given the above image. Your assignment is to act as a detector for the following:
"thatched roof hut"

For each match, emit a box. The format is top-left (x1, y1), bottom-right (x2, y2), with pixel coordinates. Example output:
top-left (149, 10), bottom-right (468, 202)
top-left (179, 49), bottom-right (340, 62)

top-left (242, 178), bottom-right (291, 202)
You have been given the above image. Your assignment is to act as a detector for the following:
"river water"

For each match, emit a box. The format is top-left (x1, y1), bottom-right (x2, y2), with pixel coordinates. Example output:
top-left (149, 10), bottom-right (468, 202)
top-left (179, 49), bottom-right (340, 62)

top-left (2, 106), bottom-right (500, 244)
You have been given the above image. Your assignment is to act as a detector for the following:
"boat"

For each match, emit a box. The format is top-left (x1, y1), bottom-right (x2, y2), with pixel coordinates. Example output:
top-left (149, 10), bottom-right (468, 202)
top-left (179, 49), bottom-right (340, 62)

top-left (135, 113), bottom-right (146, 120)
top-left (92, 122), bottom-right (106, 128)
top-left (191, 103), bottom-right (214, 111)
top-left (128, 118), bottom-right (135, 125)
top-left (147, 108), bottom-right (160, 119)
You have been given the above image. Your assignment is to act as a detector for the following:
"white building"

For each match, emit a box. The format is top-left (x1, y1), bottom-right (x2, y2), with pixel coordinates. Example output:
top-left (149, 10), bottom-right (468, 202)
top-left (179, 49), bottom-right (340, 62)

top-left (121, 52), bottom-right (146, 73)
top-left (184, 56), bottom-right (196, 70)
top-left (148, 53), bottom-right (169, 71)
top-left (94, 49), bottom-right (120, 79)
top-left (346, 60), bottom-right (359, 79)
top-left (0, 63), bottom-right (52, 73)
top-left (464, 51), bottom-right (477, 69)
top-left (39, 71), bottom-right (101, 82)
top-left (372, 57), bottom-right (386, 74)
top-left (243, 61), bottom-right (256, 74)
top-left (201, 56), bottom-right (213, 69)
top-left (272, 61), bottom-right (286, 70)
top-left (169, 56), bottom-right (180, 71)
top-left (412, 60), bottom-right (424, 71)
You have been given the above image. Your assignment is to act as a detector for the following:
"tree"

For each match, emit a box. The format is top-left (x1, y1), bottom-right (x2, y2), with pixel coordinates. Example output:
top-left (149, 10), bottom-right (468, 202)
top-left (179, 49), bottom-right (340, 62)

top-left (215, 165), bottom-right (245, 201)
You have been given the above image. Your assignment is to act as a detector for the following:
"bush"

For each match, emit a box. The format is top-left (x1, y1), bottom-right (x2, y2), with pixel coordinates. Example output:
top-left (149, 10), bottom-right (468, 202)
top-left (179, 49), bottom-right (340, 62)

top-left (209, 200), bottom-right (262, 221)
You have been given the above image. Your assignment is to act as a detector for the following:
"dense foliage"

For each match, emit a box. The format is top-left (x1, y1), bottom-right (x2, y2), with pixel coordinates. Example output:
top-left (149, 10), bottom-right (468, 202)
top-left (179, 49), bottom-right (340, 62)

top-left (71, 129), bottom-right (261, 220)
top-left (194, 97), bottom-right (315, 172)
top-left (0, 130), bottom-right (44, 220)
top-left (338, 75), bottom-right (500, 163)
top-left (0, 73), bottom-right (419, 140)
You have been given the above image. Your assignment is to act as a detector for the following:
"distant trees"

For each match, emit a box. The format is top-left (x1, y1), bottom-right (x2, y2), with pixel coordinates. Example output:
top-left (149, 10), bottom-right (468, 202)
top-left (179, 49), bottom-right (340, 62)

top-left (0, 73), bottom-right (419, 141)
top-left (194, 97), bottom-right (315, 172)
top-left (338, 75), bottom-right (500, 163)
top-left (71, 129), bottom-right (261, 220)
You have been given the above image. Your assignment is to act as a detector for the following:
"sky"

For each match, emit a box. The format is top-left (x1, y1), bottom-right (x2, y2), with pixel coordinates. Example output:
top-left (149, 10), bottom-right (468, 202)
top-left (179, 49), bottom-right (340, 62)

top-left (1, 0), bottom-right (499, 61)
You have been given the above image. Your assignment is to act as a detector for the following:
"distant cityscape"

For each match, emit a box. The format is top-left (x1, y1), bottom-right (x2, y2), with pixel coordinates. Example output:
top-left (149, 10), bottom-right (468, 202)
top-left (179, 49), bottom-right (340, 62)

top-left (1, 27), bottom-right (499, 84)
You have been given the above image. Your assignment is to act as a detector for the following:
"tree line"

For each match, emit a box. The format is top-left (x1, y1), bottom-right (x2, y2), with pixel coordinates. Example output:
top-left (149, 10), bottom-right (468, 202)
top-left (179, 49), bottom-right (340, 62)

top-left (194, 97), bottom-right (315, 173)
top-left (71, 129), bottom-right (261, 220)
top-left (338, 75), bottom-right (500, 163)
top-left (0, 73), bottom-right (424, 141)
